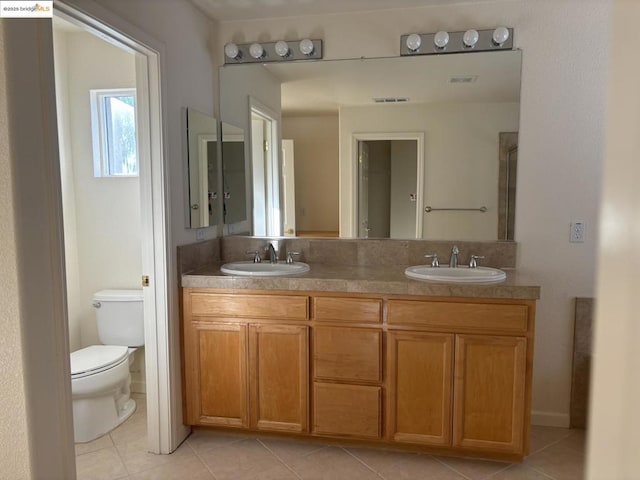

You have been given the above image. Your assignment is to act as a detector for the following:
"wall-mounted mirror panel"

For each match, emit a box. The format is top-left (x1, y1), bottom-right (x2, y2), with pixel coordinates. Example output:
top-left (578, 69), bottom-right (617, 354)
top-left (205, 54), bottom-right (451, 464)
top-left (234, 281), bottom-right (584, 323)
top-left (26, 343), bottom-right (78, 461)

top-left (186, 108), bottom-right (218, 229)
top-left (219, 50), bottom-right (521, 240)
top-left (221, 122), bottom-right (247, 225)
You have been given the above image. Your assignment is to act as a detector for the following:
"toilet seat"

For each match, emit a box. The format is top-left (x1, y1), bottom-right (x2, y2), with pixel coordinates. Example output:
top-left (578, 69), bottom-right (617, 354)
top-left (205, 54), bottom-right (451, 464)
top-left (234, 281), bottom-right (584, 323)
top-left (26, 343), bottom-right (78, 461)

top-left (71, 345), bottom-right (129, 379)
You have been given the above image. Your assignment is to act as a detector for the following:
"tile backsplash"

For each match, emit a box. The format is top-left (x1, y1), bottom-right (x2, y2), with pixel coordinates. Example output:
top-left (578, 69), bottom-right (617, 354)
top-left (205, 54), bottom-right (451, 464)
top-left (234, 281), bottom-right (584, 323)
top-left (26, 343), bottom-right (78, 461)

top-left (216, 237), bottom-right (517, 269)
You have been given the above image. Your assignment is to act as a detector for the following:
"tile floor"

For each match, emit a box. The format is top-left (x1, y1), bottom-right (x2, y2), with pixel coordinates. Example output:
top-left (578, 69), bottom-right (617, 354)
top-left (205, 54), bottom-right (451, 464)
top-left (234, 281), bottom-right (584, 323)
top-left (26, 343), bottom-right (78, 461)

top-left (76, 395), bottom-right (585, 480)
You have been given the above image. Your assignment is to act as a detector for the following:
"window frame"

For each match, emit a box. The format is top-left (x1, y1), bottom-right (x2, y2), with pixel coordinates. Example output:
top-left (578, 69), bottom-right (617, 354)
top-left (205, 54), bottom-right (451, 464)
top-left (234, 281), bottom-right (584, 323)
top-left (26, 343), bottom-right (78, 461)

top-left (90, 87), bottom-right (138, 178)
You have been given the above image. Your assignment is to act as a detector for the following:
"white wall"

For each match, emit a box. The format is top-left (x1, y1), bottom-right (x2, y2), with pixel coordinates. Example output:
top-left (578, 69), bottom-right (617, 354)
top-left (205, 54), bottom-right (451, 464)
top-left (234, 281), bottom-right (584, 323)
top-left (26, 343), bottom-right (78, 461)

top-left (587, 0), bottom-right (640, 476)
top-left (282, 115), bottom-right (339, 233)
top-left (218, 0), bottom-right (610, 425)
top-left (340, 102), bottom-right (519, 240)
top-left (0, 21), bottom-right (32, 480)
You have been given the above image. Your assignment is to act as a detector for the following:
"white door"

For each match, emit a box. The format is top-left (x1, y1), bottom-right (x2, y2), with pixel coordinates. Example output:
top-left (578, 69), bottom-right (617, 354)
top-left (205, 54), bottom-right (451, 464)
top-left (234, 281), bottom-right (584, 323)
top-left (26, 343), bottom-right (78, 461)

top-left (282, 139), bottom-right (296, 236)
top-left (251, 116), bottom-right (267, 236)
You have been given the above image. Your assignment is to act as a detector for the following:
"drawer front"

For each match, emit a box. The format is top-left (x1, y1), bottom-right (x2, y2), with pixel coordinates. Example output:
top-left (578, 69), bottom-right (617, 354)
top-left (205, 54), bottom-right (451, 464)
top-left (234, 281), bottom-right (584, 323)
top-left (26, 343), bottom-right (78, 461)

top-left (388, 300), bottom-right (528, 333)
top-left (313, 297), bottom-right (382, 324)
top-left (314, 327), bottom-right (382, 383)
top-left (190, 293), bottom-right (308, 321)
top-left (313, 383), bottom-right (381, 438)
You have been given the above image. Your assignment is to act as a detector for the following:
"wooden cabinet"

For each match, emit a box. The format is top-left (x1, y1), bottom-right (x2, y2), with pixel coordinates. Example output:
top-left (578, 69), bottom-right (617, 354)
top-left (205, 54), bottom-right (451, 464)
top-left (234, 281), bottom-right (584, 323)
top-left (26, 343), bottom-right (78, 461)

top-left (453, 335), bottom-right (527, 453)
top-left (387, 331), bottom-right (453, 446)
top-left (182, 288), bottom-right (535, 461)
top-left (249, 324), bottom-right (308, 432)
top-left (183, 291), bottom-right (309, 433)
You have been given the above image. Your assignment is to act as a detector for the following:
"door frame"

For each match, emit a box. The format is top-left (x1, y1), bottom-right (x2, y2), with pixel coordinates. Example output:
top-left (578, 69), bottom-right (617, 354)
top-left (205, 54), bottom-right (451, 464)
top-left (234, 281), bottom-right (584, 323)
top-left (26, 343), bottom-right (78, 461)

top-left (54, 1), bottom-right (173, 454)
top-left (350, 132), bottom-right (424, 238)
top-left (249, 96), bottom-right (281, 236)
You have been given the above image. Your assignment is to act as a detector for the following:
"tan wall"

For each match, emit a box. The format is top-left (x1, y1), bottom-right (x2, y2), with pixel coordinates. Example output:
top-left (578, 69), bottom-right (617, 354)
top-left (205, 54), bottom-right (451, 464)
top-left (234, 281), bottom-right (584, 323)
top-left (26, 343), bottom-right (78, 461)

top-left (218, 0), bottom-right (610, 425)
top-left (282, 115), bottom-right (339, 233)
top-left (587, 0), bottom-right (640, 476)
top-left (0, 21), bottom-right (32, 480)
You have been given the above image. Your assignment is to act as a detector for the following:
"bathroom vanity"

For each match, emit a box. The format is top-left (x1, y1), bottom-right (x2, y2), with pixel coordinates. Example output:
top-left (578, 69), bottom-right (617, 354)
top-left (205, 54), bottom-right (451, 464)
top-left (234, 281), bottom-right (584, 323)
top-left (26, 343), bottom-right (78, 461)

top-left (181, 259), bottom-right (539, 462)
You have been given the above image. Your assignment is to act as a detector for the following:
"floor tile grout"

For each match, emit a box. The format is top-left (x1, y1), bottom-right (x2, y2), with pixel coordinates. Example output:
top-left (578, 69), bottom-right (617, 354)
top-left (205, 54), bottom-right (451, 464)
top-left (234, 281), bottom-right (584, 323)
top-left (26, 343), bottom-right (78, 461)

top-left (256, 438), bottom-right (304, 479)
top-left (186, 439), bottom-right (220, 480)
top-left (430, 454), bottom-right (475, 480)
top-left (340, 446), bottom-right (386, 479)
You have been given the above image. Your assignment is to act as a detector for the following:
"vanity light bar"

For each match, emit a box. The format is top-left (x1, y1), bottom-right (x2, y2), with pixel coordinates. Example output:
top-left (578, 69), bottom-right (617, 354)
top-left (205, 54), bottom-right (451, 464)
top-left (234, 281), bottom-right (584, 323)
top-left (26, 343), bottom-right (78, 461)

top-left (223, 39), bottom-right (323, 64)
top-left (400, 28), bottom-right (513, 56)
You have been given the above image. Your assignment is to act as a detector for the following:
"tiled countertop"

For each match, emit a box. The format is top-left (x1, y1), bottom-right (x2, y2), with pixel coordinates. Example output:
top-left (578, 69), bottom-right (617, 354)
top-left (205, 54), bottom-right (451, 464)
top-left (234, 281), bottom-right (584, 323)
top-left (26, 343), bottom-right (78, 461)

top-left (182, 263), bottom-right (540, 300)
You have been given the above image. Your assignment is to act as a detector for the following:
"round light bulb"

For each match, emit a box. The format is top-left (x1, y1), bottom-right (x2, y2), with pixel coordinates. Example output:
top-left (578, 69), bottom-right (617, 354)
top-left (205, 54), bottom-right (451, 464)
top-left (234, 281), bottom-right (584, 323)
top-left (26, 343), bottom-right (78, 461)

top-left (249, 42), bottom-right (264, 59)
top-left (224, 42), bottom-right (240, 60)
top-left (406, 33), bottom-right (422, 52)
top-left (434, 31), bottom-right (450, 49)
top-left (274, 40), bottom-right (290, 57)
top-left (492, 26), bottom-right (510, 46)
top-left (463, 29), bottom-right (479, 48)
top-left (299, 38), bottom-right (314, 56)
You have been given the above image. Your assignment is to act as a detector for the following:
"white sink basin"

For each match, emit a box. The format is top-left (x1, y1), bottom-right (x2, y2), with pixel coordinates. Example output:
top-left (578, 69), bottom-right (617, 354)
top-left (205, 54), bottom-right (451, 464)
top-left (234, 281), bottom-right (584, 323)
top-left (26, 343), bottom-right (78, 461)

top-left (405, 265), bottom-right (506, 283)
top-left (221, 261), bottom-right (310, 277)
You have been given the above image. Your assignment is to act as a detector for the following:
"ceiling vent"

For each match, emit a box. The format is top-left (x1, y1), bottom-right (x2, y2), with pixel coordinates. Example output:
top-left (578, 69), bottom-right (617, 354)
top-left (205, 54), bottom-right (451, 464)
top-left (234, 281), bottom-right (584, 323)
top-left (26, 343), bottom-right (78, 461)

top-left (449, 75), bottom-right (478, 84)
top-left (373, 97), bottom-right (410, 104)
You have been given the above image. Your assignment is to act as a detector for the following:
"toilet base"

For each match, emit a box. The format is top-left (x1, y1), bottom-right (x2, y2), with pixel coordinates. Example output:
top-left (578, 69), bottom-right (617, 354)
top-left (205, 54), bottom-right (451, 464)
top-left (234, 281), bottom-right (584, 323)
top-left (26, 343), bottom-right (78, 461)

top-left (73, 396), bottom-right (137, 443)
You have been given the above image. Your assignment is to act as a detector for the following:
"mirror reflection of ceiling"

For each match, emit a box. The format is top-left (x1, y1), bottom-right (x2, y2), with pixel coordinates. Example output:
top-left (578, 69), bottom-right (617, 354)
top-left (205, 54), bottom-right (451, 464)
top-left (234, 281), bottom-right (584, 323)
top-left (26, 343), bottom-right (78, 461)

top-left (264, 53), bottom-right (521, 117)
top-left (192, 0), bottom-right (515, 21)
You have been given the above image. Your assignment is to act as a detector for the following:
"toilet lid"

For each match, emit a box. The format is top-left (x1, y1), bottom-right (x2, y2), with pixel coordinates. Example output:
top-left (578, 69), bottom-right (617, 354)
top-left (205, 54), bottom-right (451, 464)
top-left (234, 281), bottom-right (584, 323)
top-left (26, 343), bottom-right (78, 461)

top-left (70, 345), bottom-right (129, 377)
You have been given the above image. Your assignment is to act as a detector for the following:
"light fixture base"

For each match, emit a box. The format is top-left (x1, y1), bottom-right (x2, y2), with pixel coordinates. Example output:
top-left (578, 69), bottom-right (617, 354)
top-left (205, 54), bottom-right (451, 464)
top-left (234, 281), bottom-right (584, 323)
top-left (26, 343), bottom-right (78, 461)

top-left (400, 28), bottom-right (513, 56)
top-left (224, 39), bottom-right (323, 64)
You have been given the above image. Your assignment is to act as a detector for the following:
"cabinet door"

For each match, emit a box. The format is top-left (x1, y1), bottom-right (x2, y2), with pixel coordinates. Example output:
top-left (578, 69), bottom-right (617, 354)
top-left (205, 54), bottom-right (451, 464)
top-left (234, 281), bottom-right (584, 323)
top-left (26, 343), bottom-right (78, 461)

top-left (453, 335), bottom-right (526, 454)
top-left (249, 324), bottom-right (309, 433)
top-left (314, 383), bottom-right (381, 438)
top-left (387, 331), bottom-right (454, 446)
top-left (188, 323), bottom-right (248, 427)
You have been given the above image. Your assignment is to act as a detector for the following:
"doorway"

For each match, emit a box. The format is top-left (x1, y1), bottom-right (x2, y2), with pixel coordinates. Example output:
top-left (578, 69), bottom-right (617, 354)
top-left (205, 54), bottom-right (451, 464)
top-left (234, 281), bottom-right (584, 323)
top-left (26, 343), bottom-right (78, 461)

top-left (250, 97), bottom-right (281, 236)
top-left (53, 3), bottom-right (170, 455)
top-left (353, 133), bottom-right (424, 239)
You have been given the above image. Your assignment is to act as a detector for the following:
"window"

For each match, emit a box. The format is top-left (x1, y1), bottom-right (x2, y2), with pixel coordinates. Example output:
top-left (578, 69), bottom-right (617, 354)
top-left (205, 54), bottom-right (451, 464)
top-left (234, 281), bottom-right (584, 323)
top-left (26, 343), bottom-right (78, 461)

top-left (90, 88), bottom-right (138, 177)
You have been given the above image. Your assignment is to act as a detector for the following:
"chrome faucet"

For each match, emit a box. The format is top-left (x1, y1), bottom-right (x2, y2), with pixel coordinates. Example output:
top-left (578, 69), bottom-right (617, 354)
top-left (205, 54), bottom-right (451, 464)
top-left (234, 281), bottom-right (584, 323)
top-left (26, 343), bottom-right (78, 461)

top-left (449, 245), bottom-right (459, 268)
top-left (266, 242), bottom-right (279, 264)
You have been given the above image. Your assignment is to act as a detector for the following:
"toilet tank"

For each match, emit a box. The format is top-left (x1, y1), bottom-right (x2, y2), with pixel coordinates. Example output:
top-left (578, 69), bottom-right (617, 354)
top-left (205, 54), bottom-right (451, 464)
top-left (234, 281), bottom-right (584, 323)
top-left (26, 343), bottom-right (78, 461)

top-left (93, 289), bottom-right (144, 347)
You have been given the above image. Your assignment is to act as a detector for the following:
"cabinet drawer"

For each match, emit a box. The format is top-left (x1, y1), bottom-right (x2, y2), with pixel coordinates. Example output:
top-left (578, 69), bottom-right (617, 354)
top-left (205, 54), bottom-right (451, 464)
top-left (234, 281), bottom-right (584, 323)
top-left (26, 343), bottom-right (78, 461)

top-left (313, 297), bottom-right (382, 324)
top-left (190, 293), bottom-right (308, 321)
top-left (314, 327), bottom-right (381, 383)
top-left (388, 300), bottom-right (528, 333)
top-left (313, 383), bottom-right (381, 438)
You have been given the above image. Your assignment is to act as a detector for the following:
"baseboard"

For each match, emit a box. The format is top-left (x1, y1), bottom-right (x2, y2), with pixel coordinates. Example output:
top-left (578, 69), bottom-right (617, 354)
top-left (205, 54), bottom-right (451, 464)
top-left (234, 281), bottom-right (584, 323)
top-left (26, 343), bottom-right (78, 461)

top-left (531, 410), bottom-right (570, 427)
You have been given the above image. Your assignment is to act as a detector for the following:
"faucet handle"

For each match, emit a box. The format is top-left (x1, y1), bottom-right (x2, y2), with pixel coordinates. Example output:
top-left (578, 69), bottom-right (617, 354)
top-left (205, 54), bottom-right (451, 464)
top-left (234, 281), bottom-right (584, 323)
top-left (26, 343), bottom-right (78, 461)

top-left (424, 254), bottom-right (439, 267)
top-left (286, 251), bottom-right (300, 264)
top-left (469, 255), bottom-right (485, 268)
top-left (246, 250), bottom-right (262, 263)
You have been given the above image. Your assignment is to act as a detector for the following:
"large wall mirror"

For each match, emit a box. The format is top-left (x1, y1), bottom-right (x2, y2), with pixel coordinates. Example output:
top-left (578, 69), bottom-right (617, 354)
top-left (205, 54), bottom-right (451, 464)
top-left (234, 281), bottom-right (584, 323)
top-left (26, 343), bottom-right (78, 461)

top-left (219, 50), bottom-right (521, 241)
top-left (186, 108), bottom-right (219, 229)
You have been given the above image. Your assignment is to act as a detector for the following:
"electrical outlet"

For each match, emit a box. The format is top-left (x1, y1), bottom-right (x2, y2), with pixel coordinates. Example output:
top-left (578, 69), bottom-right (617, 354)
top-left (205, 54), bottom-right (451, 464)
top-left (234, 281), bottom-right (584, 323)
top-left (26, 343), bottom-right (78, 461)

top-left (570, 222), bottom-right (585, 243)
top-left (196, 228), bottom-right (206, 241)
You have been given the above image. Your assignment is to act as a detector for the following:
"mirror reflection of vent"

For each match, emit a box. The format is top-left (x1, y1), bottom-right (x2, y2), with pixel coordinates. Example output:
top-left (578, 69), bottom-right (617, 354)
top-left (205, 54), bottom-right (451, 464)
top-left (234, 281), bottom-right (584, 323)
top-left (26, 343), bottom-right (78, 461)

top-left (373, 97), bottom-right (410, 104)
top-left (449, 75), bottom-right (478, 84)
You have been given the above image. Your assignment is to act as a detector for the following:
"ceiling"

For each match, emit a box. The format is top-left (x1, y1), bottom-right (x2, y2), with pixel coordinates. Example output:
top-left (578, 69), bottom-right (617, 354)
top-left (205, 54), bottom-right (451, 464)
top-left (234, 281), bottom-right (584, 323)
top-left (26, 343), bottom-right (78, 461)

top-left (222, 51), bottom-right (521, 116)
top-left (192, 0), bottom-right (508, 22)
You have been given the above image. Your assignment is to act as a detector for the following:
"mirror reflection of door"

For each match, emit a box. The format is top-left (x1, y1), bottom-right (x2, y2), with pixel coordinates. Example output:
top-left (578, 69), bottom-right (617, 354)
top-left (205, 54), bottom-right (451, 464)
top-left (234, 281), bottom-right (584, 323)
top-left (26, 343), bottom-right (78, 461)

top-left (250, 101), bottom-right (281, 236)
top-left (357, 139), bottom-right (418, 239)
top-left (282, 139), bottom-right (296, 237)
top-left (498, 132), bottom-right (518, 240)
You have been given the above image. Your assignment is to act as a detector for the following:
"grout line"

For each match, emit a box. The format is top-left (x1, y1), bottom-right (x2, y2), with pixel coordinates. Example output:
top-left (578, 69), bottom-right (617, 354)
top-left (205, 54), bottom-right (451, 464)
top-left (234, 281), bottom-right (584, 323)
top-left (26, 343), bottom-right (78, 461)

top-left (430, 455), bottom-right (475, 480)
top-left (187, 439), bottom-right (220, 480)
top-left (340, 447), bottom-right (386, 479)
top-left (256, 438), bottom-right (303, 479)
top-left (526, 465), bottom-right (557, 480)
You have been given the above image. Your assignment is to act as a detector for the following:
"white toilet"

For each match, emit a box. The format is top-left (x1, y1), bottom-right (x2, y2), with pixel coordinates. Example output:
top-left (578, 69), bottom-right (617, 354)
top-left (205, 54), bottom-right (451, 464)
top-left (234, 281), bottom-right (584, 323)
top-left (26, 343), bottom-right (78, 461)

top-left (70, 289), bottom-right (144, 443)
